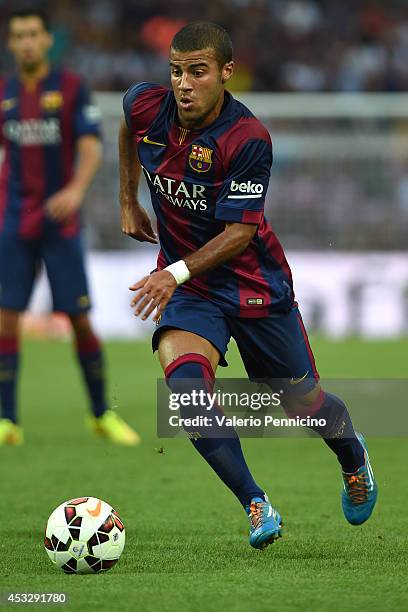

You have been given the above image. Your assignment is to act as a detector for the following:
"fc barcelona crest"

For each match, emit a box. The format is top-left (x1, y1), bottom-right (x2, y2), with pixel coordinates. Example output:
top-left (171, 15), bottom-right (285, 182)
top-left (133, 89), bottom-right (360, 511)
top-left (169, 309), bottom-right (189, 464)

top-left (40, 91), bottom-right (63, 112)
top-left (189, 144), bottom-right (213, 173)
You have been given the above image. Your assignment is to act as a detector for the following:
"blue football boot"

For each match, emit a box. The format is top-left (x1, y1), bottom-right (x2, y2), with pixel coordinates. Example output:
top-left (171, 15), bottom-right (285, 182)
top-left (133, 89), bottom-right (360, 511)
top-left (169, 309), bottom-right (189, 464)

top-left (246, 495), bottom-right (282, 550)
top-left (342, 433), bottom-right (378, 525)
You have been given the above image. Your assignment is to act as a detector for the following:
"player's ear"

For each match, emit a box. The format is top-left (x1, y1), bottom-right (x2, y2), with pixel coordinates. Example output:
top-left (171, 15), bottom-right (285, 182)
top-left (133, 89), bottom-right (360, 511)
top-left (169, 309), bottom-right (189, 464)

top-left (221, 61), bottom-right (234, 84)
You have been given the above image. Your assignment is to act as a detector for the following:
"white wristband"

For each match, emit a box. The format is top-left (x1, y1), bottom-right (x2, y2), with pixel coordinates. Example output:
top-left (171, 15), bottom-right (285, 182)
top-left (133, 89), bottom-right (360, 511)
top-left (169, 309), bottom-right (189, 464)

top-left (164, 260), bottom-right (191, 285)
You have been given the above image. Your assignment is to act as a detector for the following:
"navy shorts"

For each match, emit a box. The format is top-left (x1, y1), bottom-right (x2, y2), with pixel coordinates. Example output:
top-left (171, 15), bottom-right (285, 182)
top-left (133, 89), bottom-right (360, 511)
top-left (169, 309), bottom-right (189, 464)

top-left (0, 233), bottom-right (91, 314)
top-left (152, 290), bottom-right (319, 393)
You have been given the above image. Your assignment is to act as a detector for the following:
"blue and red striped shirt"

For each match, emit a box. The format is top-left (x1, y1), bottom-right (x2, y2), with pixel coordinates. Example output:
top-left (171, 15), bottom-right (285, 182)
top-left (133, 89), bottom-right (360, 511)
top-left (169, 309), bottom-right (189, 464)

top-left (0, 69), bottom-right (100, 239)
top-left (124, 82), bottom-right (294, 317)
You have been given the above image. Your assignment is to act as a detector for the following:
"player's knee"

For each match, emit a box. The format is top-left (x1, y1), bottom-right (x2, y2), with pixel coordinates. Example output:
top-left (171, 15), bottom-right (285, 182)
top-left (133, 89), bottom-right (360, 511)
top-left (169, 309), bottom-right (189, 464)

top-left (165, 353), bottom-right (214, 386)
top-left (0, 309), bottom-right (20, 337)
top-left (282, 383), bottom-right (324, 417)
top-left (158, 329), bottom-right (219, 374)
top-left (69, 313), bottom-right (94, 340)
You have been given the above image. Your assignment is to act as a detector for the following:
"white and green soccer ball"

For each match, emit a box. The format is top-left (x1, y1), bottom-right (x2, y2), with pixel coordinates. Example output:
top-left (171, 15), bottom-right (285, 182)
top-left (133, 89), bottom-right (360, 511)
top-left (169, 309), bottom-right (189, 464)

top-left (44, 497), bottom-right (125, 574)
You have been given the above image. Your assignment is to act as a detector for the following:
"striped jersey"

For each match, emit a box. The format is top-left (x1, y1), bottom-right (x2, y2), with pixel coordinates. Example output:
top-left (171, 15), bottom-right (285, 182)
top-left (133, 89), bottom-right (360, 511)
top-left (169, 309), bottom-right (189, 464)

top-left (0, 69), bottom-right (100, 239)
top-left (123, 82), bottom-right (294, 317)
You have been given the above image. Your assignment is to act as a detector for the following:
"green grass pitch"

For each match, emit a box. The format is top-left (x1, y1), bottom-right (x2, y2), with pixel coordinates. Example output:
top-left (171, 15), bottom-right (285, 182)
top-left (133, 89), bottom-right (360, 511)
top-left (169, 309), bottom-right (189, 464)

top-left (0, 337), bottom-right (407, 611)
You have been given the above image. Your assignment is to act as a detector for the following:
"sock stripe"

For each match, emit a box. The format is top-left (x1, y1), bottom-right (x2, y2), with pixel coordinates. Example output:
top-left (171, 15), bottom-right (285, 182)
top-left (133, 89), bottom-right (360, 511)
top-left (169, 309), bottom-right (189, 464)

top-left (304, 388), bottom-right (325, 415)
top-left (0, 336), bottom-right (18, 354)
top-left (75, 335), bottom-right (101, 355)
top-left (0, 337), bottom-right (19, 422)
top-left (75, 336), bottom-right (106, 417)
top-left (164, 353), bottom-right (214, 381)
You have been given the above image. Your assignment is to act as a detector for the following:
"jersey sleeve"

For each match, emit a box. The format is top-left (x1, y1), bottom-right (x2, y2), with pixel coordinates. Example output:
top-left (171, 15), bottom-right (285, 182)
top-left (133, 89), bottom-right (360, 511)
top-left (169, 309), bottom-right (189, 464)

top-left (123, 82), bottom-right (168, 137)
top-left (73, 80), bottom-right (101, 139)
top-left (215, 137), bottom-right (272, 224)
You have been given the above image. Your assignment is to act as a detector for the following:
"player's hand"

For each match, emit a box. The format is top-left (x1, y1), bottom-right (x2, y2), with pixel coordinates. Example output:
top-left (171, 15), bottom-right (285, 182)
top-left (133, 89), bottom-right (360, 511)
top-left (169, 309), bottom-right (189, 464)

top-left (129, 270), bottom-right (177, 321)
top-left (45, 185), bottom-right (84, 222)
top-left (121, 201), bottom-right (157, 244)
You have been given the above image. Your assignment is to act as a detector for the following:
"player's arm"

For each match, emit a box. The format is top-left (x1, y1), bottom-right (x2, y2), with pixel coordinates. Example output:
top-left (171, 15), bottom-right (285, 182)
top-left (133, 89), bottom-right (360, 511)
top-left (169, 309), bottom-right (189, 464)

top-left (130, 222), bottom-right (256, 320)
top-left (46, 80), bottom-right (103, 222)
top-left (46, 135), bottom-right (102, 222)
top-left (118, 118), bottom-right (157, 243)
top-left (185, 222), bottom-right (257, 274)
top-left (72, 135), bottom-right (102, 195)
top-left (120, 82), bottom-right (169, 243)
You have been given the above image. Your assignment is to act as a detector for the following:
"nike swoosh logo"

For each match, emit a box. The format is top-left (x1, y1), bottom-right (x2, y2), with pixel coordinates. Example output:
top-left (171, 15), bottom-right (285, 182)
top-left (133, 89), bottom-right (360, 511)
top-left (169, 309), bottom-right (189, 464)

top-left (143, 136), bottom-right (166, 147)
top-left (267, 505), bottom-right (273, 518)
top-left (86, 499), bottom-right (102, 517)
top-left (290, 371), bottom-right (309, 385)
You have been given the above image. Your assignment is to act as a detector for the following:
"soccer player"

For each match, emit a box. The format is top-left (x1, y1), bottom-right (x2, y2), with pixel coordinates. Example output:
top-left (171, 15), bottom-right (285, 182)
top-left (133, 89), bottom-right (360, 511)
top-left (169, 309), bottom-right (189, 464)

top-left (0, 9), bottom-right (139, 446)
top-left (119, 22), bottom-right (377, 548)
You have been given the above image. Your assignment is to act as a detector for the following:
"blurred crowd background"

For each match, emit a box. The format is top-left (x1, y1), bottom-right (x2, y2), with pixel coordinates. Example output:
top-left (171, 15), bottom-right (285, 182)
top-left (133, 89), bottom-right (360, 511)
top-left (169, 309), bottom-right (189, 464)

top-left (1, 1), bottom-right (408, 253)
top-left (1, 0), bottom-right (408, 93)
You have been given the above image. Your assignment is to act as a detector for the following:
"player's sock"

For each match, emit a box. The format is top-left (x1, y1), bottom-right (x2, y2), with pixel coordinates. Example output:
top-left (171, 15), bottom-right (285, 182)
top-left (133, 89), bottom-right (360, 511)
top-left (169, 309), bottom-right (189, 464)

top-left (74, 335), bottom-right (107, 418)
top-left (303, 390), bottom-right (365, 473)
top-left (0, 335), bottom-right (19, 423)
top-left (165, 354), bottom-right (265, 507)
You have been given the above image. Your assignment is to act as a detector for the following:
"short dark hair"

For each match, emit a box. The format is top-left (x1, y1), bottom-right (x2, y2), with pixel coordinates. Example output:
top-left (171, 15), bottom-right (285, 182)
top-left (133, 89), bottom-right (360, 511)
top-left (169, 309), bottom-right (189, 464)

top-left (8, 8), bottom-right (50, 32)
top-left (171, 21), bottom-right (233, 67)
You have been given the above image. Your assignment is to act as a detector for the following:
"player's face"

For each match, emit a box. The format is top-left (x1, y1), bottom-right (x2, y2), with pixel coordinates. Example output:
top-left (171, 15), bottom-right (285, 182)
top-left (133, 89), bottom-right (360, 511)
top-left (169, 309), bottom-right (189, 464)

top-left (170, 47), bottom-right (233, 129)
top-left (8, 17), bottom-right (52, 72)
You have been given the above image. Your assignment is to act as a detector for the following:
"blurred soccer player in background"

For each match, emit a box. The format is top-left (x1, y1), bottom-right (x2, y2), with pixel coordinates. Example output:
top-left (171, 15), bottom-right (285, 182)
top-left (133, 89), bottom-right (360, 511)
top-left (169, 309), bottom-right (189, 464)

top-left (120, 21), bottom-right (378, 549)
top-left (0, 9), bottom-right (139, 446)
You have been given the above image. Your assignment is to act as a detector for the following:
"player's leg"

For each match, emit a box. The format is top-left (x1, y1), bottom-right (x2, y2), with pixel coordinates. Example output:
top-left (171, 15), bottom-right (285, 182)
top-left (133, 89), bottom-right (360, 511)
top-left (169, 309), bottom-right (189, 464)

top-left (42, 234), bottom-right (139, 445)
top-left (0, 235), bottom-right (38, 445)
top-left (154, 293), bottom-right (282, 549)
top-left (282, 386), bottom-right (377, 526)
top-left (0, 309), bottom-right (22, 444)
top-left (68, 311), bottom-right (140, 446)
top-left (229, 305), bottom-right (377, 525)
top-left (68, 311), bottom-right (106, 418)
top-left (42, 234), bottom-right (106, 418)
top-left (283, 312), bottom-right (377, 525)
top-left (278, 311), bottom-right (367, 471)
top-left (68, 311), bottom-right (107, 418)
top-left (159, 329), bottom-right (268, 505)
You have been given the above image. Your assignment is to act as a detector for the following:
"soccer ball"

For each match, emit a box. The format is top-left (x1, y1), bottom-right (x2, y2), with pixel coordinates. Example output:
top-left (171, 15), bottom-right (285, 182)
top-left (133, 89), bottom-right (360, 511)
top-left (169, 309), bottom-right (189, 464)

top-left (44, 497), bottom-right (125, 574)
